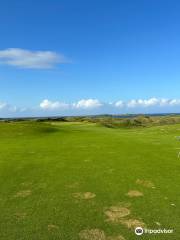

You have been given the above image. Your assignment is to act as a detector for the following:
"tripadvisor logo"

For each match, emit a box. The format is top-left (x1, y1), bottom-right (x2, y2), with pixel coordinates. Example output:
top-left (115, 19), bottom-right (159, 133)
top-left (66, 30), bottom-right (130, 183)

top-left (135, 227), bottom-right (174, 236)
top-left (135, 227), bottom-right (143, 235)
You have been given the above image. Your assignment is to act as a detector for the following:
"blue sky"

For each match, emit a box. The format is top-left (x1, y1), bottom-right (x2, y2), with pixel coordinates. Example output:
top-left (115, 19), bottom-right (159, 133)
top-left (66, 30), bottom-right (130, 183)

top-left (0, 0), bottom-right (180, 117)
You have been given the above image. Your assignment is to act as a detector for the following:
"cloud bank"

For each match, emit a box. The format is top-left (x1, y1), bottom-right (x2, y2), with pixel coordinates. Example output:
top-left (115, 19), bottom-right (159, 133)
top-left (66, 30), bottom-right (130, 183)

top-left (39, 98), bottom-right (180, 111)
top-left (125, 98), bottom-right (180, 108)
top-left (40, 99), bottom-right (69, 110)
top-left (0, 98), bottom-right (180, 117)
top-left (0, 48), bottom-right (67, 69)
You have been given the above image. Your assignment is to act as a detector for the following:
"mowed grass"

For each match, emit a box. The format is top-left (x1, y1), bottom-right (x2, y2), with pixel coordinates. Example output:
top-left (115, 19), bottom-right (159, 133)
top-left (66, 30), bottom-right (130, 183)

top-left (0, 121), bottom-right (180, 240)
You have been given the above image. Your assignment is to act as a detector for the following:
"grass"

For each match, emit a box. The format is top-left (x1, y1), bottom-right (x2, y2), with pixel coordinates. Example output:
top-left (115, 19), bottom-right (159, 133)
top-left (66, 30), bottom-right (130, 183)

top-left (0, 121), bottom-right (180, 239)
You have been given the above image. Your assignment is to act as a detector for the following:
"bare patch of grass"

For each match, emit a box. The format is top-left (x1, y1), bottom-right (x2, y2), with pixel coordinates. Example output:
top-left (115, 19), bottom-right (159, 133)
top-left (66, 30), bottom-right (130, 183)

top-left (48, 224), bottom-right (59, 231)
top-left (126, 190), bottom-right (143, 197)
top-left (72, 192), bottom-right (96, 200)
top-left (79, 229), bottom-right (106, 240)
top-left (104, 202), bottom-right (146, 231)
top-left (105, 205), bottom-right (130, 222)
top-left (136, 179), bottom-right (155, 188)
top-left (119, 218), bottom-right (145, 229)
top-left (79, 229), bottom-right (125, 240)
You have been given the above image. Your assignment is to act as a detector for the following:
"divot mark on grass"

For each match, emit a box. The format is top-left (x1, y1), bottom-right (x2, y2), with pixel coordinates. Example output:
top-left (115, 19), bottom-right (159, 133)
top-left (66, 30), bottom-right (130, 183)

top-left (119, 218), bottom-right (145, 229)
top-left (72, 192), bottom-right (96, 200)
top-left (14, 190), bottom-right (32, 198)
top-left (126, 190), bottom-right (143, 197)
top-left (48, 224), bottom-right (59, 231)
top-left (105, 206), bottom-right (130, 222)
top-left (79, 229), bottom-right (106, 240)
top-left (136, 179), bottom-right (155, 188)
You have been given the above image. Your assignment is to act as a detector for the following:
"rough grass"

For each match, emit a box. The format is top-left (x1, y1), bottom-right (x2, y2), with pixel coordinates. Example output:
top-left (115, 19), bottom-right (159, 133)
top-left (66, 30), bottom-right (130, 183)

top-left (0, 121), bottom-right (179, 239)
top-left (64, 114), bottom-right (180, 128)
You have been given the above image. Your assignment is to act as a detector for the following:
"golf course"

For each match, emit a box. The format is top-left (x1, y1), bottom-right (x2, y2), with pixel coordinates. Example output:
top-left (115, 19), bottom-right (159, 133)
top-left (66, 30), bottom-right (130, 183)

top-left (0, 119), bottom-right (179, 239)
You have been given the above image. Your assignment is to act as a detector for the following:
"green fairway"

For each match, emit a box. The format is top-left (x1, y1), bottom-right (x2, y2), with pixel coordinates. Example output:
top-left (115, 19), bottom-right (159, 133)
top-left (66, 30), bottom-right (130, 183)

top-left (0, 121), bottom-right (179, 239)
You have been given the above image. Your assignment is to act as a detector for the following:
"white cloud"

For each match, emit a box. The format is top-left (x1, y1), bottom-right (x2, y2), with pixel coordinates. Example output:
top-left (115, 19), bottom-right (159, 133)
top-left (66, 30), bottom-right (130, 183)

top-left (125, 98), bottom-right (171, 108)
top-left (40, 99), bottom-right (103, 111)
top-left (0, 48), bottom-right (67, 69)
top-left (0, 102), bottom-right (8, 110)
top-left (40, 99), bottom-right (69, 110)
top-left (169, 99), bottom-right (180, 106)
top-left (0, 101), bottom-right (18, 113)
top-left (73, 99), bottom-right (103, 109)
top-left (114, 100), bottom-right (124, 108)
